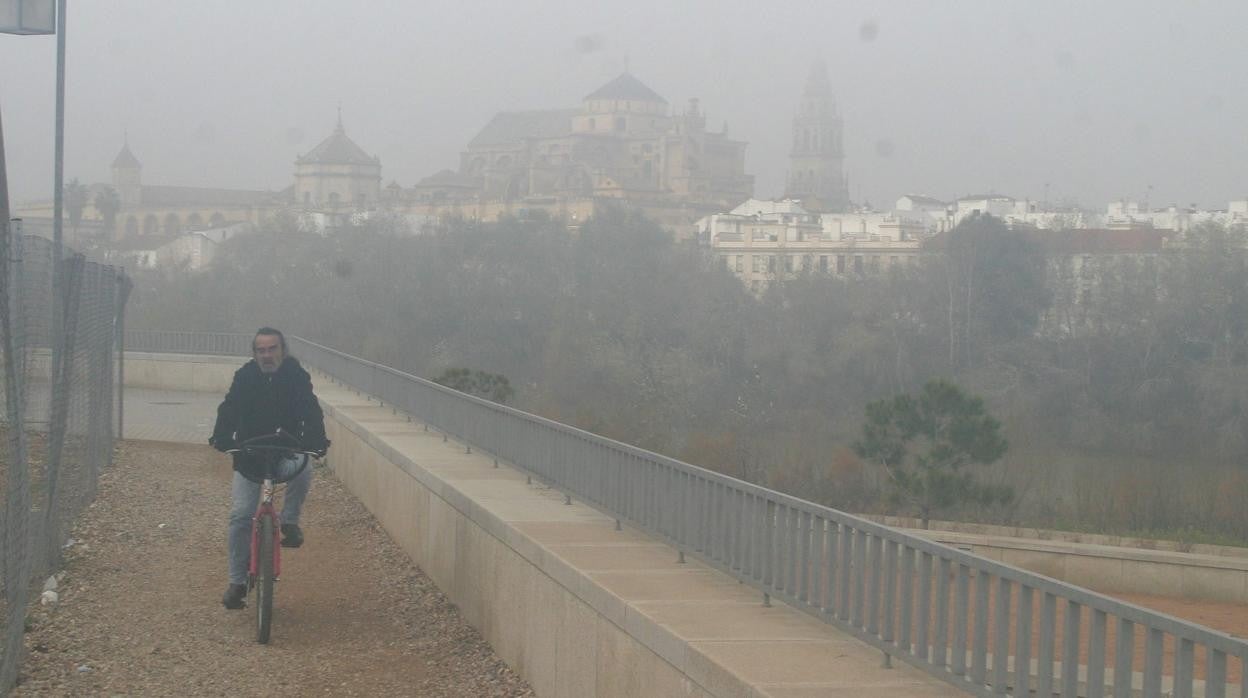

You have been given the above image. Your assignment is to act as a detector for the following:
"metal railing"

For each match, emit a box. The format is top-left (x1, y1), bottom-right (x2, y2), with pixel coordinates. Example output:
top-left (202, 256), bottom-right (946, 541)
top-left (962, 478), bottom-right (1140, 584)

top-left (124, 329), bottom-right (251, 357)
top-left (146, 332), bottom-right (1248, 697)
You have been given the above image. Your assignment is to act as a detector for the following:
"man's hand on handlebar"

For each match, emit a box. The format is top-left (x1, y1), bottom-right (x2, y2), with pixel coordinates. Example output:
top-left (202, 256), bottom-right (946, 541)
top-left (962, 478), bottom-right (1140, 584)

top-left (209, 435), bottom-right (236, 453)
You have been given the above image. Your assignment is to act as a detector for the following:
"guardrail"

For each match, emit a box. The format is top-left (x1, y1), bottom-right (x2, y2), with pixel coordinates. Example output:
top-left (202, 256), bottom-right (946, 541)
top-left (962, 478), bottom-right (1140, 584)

top-left (124, 329), bottom-right (251, 357)
top-left (140, 332), bottom-right (1248, 697)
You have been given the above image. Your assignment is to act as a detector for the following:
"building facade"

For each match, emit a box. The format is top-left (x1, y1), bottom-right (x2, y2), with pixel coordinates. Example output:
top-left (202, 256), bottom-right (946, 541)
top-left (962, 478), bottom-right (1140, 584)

top-left (402, 73), bottom-right (754, 232)
top-left (700, 199), bottom-right (926, 290)
top-left (15, 116), bottom-right (384, 249)
top-left (17, 138), bottom-right (281, 244)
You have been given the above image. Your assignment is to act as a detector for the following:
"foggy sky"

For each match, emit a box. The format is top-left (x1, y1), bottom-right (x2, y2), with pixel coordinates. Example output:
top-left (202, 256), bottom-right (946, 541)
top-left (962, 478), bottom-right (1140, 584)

top-left (2, 0), bottom-right (1246, 210)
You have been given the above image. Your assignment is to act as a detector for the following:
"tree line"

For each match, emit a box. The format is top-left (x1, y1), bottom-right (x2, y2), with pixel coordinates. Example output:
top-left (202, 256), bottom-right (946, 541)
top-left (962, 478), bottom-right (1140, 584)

top-left (129, 208), bottom-right (1248, 543)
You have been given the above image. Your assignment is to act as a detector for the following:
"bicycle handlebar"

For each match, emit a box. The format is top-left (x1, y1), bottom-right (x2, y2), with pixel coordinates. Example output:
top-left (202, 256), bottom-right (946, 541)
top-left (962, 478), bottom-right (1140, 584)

top-left (224, 430), bottom-right (319, 484)
top-left (224, 430), bottom-right (323, 457)
top-left (225, 445), bottom-right (322, 457)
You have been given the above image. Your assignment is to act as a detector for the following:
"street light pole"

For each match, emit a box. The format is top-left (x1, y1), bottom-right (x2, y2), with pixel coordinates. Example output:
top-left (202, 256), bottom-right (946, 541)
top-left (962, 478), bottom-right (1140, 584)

top-left (52, 0), bottom-right (64, 257)
top-left (0, 1), bottom-right (57, 689)
top-left (48, 0), bottom-right (66, 486)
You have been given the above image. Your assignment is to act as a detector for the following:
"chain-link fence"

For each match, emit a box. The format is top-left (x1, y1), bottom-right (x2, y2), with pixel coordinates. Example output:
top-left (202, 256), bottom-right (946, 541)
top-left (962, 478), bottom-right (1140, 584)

top-left (0, 232), bottom-right (131, 692)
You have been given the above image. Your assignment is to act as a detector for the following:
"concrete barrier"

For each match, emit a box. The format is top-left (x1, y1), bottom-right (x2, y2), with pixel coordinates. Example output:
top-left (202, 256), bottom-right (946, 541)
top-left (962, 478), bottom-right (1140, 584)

top-left (319, 402), bottom-right (717, 697)
top-left (911, 529), bottom-right (1248, 605)
top-left (313, 385), bottom-right (958, 697)
top-left (853, 516), bottom-right (1248, 604)
top-left (123, 352), bottom-right (237, 393)
top-left (863, 514), bottom-right (1248, 561)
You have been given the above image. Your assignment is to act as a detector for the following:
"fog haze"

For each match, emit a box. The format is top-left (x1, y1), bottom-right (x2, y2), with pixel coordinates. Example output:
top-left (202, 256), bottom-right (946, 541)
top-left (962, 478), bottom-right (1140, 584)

top-left (3, 0), bottom-right (1245, 208)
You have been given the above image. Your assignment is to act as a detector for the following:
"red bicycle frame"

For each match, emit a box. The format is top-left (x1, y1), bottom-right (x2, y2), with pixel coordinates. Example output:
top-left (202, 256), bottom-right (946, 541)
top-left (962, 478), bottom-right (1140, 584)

top-left (248, 480), bottom-right (282, 580)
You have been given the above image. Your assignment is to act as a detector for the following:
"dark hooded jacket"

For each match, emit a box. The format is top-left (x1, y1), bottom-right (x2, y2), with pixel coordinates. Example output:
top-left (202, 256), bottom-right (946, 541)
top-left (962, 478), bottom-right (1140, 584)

top-left (209, 356), bottom-right (329, 461)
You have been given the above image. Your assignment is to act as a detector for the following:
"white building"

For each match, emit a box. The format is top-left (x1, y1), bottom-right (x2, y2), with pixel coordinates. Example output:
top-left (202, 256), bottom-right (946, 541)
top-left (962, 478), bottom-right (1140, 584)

top-left (105, 222), bottom-right (252, 271)
top-left (700, 199), bottom-right (927, 290)
top-left (953, 194), bottom-right (1017, 226)
top-left (1104, 200), bottom-right (1246, 232)
top-left (821, 211), bottom-right (926, 242)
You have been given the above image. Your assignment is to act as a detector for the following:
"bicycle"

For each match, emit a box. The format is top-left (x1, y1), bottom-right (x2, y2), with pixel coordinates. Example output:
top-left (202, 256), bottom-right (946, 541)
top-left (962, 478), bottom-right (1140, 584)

top-left (226, 430), bottom-right (319, 644)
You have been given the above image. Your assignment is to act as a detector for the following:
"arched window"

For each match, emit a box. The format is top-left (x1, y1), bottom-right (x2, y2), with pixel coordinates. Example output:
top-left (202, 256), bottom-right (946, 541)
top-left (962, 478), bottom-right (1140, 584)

top-left (143, 214), bottom-right (159, 236)
top-left (187, 212), bottom-right (203, 229)
top-left (124, 216), bottom-right (139, 237)
top-left (209, 212), bottom-right (226, 228)
top-left (163, 213), bottom-right (181, 235)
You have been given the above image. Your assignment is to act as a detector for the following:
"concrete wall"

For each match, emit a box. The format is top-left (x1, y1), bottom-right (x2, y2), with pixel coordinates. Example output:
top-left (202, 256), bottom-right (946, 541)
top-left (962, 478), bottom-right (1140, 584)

top-left (123, 352), bottom-right (238, 393)
top-left (863, 514), bottom-right (1248, 560)
top-left (918, 530), bottom-right (1248, 605)
top-left (319, 400), bottom-right (719, 698)
top-left (855, 515), bottom-right (1248, 604)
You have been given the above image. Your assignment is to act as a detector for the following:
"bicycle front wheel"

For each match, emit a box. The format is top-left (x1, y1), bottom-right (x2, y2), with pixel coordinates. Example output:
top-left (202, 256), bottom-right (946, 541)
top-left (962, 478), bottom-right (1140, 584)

top-left (255, 516), bottom-right (275, 643)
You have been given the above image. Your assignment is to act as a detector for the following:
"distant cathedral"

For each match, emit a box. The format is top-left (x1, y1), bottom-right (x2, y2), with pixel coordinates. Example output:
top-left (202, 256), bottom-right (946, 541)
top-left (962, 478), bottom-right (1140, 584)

top-left (411, 72), bottom-right (754, 225)
top-left (22, 67), bottom-right (847, 242)
top-left (785, 61), bottom-right (849, 212)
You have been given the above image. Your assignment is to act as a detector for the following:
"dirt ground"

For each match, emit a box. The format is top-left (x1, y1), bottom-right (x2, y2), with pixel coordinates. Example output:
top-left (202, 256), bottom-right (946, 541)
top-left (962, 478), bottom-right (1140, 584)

top-left (12, 440), bottom-right (534, 696)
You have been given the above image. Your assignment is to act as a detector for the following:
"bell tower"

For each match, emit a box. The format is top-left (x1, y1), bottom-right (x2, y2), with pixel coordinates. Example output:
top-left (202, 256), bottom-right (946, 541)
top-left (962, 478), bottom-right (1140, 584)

top-left (111, 136), bottom-right (142, 207)
top-left (785, 60), bottom-right (849, 212)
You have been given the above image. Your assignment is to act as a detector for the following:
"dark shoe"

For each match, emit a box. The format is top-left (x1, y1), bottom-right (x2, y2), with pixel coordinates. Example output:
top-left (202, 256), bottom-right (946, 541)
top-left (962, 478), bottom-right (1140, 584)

top-left (222, 583), bottom-right (246, 610)
top-left (280, 523), bottom-right (304, 548)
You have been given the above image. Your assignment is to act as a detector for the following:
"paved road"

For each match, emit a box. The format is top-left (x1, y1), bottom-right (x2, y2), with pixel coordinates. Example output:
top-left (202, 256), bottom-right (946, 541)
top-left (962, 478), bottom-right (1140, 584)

top-left (122, 386), bottom-right (220, 444)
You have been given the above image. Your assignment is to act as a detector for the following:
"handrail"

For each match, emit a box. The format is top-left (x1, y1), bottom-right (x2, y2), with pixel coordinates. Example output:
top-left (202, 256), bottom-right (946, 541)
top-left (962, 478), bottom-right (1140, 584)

top-left (124, 329), bottom-right (251, 357)
top-left (143, 332), bottom-right (1248, 697)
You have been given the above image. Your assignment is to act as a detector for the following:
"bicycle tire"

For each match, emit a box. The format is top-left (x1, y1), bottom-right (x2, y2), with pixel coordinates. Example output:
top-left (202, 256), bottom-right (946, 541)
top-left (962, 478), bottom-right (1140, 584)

top-left (256, 515), bottom-right (275, 644)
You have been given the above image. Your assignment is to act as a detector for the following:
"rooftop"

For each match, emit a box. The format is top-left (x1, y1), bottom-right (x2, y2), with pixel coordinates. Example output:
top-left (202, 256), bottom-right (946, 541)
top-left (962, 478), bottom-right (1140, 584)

top-left (112, 143), bottom-right (141, 169)
top-left (467, 109), bottom-right (576, 148)
top-left (297, 117), bottom-right (379, 166)
top-left (583, 73), bottom-right (667, 104)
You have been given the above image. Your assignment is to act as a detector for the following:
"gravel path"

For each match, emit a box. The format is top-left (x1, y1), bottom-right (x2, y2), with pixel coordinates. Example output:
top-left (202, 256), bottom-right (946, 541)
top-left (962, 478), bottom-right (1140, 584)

top-left (14, 440), bottom-right (534, 696)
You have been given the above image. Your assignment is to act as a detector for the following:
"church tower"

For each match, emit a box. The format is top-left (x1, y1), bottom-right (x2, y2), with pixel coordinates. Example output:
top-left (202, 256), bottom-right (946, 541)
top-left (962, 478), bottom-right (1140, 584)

top-left (785, 61), bottom-right (848, 211)
top-left (111, 137), bottom-right (142, 207)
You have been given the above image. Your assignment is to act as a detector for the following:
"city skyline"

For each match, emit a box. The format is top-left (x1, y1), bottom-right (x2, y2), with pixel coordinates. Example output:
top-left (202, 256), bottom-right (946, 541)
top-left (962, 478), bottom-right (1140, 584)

top-left (2, 1), bottom-right (1245, 209)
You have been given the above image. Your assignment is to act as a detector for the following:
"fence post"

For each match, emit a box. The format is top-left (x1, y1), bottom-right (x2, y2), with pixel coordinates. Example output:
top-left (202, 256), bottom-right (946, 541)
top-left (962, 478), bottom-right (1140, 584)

top-left (0, 143), bottom-right (34, 690)
top-left (42, 253), bottom-right (85, 570)
top-left (115, 271), bottom-right (131, 441)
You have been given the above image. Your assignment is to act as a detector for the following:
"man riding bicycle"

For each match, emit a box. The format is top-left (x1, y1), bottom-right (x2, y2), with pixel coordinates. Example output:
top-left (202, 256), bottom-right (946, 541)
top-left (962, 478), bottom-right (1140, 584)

top-left (210, 327), bottom-right (330, 610)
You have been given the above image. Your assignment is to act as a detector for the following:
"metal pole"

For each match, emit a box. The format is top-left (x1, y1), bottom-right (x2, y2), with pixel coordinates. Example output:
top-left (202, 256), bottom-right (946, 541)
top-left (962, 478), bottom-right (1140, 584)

top-left (48, 0), bottom-right (67, 456)
top-left (116, 270), bottom-right (128, 441)
top-left (53, 0), bottom-right (65, 258)
top-left (0, 96), bottom-right (35, 695)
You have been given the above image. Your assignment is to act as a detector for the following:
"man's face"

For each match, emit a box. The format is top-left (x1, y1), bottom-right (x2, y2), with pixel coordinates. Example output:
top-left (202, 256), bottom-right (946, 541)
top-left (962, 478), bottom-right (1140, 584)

top-left (254, 334), bottom-right (285, 373)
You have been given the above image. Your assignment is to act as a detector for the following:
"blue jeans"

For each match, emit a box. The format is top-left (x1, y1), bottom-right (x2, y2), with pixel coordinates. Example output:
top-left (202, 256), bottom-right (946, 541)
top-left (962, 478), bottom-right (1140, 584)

top-left (227, 457), bottom-right (312, 585)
